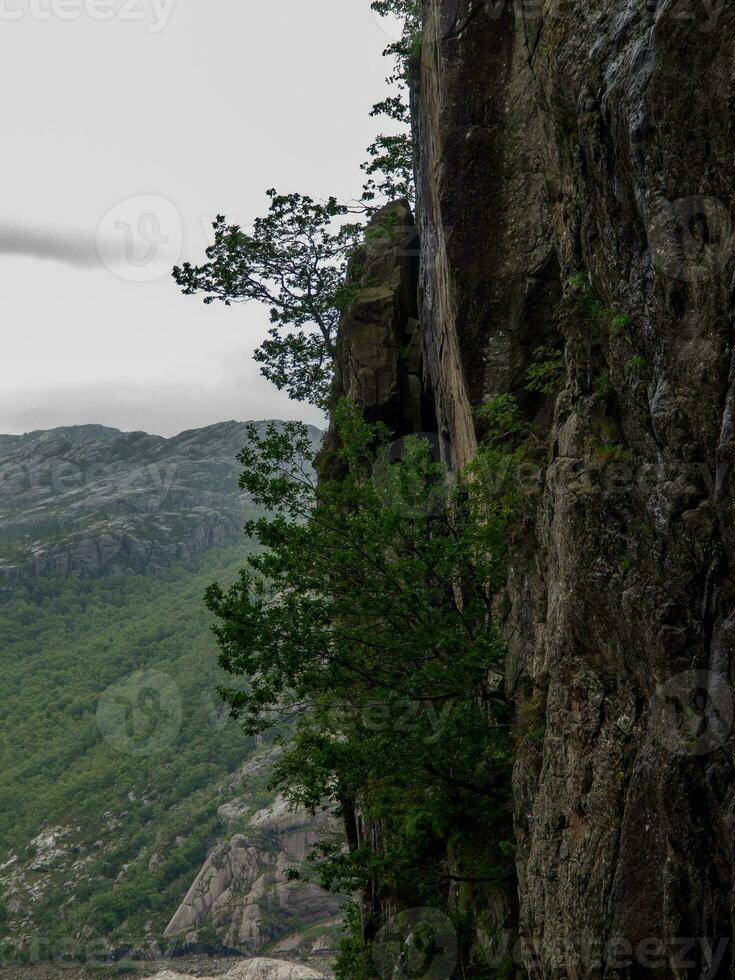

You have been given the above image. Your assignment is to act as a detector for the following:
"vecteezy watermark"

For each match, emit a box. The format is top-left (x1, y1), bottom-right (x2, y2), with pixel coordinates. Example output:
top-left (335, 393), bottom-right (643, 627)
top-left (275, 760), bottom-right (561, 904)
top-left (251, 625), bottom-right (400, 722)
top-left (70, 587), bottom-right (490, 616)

top-left (372, 433), bottom-right (447, 520)
top-left (0, 458), bottom-right (185, 513)
top-left (97, 669), bottom-right (182, 756)
top-left (370, 0), bottom-right (545, 45)
top-left (0, 936), bottom-right (188, 968)
top-left (638, 0), bottom-right (728, 31)
top-left (0, 0), bottom-right (176, 32)
top-left (647, 196), bottom-right (733, 283)
top-left (96, 194), bottom-right (183, 282)
top-left (1, 931), bottom-right (727, 975)
top-left (373, 908), bottom-right (458, 980)
top-left (488, 932), bottom-right (731, 977)
top-left (498, 0), bottom-right (724, 33)
top-left (202, 691), bottom-right (231, 733)
top-left (372, 0), bottom-right (726, 53)
top-left (650, 669), bottom-right (734, 757)
top-left (324, 698), bottom-right (459, 738)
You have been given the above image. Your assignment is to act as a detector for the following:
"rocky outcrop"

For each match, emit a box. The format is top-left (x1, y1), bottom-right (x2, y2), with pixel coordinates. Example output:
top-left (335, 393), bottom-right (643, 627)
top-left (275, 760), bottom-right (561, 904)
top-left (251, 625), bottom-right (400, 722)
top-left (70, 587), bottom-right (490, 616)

top-left (0, 422), bottom-right (321, 587)
top-left (150, 958), bottom-right (326, 980)
top-left (327, 199), bottom-right (434, 443)
top-left (165, 751), bottom-right (343, 963)
top-left (164, 800), bottom-right (341, 953)
top-left (408, 0), bottom-right (735, 976)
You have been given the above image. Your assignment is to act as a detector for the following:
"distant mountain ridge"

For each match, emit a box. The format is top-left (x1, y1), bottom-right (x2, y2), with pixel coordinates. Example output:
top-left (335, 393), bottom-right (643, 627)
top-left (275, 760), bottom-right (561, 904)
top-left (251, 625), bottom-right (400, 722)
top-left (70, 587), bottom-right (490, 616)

top-left (0, 420), bottom-right (321, 586)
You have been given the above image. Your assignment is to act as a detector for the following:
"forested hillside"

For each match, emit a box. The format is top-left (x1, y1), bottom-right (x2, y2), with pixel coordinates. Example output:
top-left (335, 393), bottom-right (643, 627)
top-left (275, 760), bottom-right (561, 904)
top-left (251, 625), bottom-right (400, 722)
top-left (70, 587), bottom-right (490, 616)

top-left (0, 547), bottom-right (255, 951)
top-left (0, 424), bottom-right (339, 972)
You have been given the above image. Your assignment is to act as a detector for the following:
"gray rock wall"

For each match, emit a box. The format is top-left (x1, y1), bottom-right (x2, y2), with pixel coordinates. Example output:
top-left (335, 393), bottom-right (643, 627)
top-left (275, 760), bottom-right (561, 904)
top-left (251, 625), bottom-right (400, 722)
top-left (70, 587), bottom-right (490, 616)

top-left (412, 1), bottom-right (735, 975)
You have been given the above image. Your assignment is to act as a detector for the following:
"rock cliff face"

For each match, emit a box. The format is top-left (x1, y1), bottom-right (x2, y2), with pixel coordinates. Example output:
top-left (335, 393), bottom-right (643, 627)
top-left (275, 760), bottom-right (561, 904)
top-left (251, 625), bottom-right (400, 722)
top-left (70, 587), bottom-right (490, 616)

top-left (336, 1), bottom-right (735, 975)
top-left (326, 198), bottom-right (434, 443)
top-left (165, 752), bottom-right (343, 960)
top-left (417, 1), bottom-right (735, 975)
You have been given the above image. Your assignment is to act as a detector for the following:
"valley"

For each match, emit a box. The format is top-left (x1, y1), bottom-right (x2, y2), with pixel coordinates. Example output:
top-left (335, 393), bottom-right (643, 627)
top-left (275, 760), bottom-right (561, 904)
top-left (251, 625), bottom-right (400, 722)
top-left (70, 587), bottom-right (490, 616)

top-left (0, 424), bottom-right (337, 977)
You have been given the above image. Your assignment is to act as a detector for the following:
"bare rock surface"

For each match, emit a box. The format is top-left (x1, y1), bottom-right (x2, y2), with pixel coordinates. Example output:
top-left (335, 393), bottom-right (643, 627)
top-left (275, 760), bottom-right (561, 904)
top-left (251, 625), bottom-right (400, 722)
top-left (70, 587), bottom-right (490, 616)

top-left (411, 0), bottom-right (735, 975)
top-left (0, 956), bottom-right (329, 980)
top-left (0, 421), bottom-right (321, 586)
top-left (149, 959), bottom-right (325, 980)
top-left (164, 747), bottom-right (343, 962)
top-left (164, 797), bottom-right (341, 953)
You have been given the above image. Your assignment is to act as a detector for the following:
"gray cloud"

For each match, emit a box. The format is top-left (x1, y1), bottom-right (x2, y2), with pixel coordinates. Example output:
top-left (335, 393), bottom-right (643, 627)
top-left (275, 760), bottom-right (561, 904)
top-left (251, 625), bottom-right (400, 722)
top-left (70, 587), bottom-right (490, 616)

top-left (2, 0), bottom-right (387, 435)
top-left (0, 223), bottom-right (101, 267)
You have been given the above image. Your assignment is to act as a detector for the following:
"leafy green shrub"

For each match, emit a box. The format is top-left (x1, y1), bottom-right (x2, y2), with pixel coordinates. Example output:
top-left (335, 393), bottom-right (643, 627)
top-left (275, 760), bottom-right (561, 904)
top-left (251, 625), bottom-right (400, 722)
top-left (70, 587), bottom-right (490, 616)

top-left (566, 270), bottom-right (629, 334)
top-left (525, 346), bottom-right (565, 396)
top-left (567, 271), bottom-right (588, 291)
top-left (334, 902), bottom-right (374, 980)
top-left (475, 393), bottom-right (525, 439)
top-left (610, 313), bottom-right (631, 335)
top-left (625, 355), bottom-right (650, 380)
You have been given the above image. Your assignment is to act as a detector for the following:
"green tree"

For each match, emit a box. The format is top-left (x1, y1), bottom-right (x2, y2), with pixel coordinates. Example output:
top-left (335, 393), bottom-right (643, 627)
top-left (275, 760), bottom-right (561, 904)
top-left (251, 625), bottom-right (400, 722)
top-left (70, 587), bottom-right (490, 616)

top-left (173, 192), bottom-right (363, 406)
top-left (362, 96), bottom-right (415, 207)
top-left (362, 1), bottom-right (422, 207)
top-left (173, 2), bottom-right (423, 403)
top-left (206, 400), bottom-right (525, 974)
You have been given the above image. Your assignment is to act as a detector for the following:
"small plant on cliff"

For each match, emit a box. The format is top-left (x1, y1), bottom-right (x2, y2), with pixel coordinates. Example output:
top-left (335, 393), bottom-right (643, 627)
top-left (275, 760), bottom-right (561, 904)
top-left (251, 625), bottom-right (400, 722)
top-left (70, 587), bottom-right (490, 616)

top-left (362, 1), bottom-right (422, 207)
top-left (566, 270), bottom-right (632, 335)
top-left (625, 355), bottom-right (650, 381)
top-left (594, 370), bottom-right (615, 399)
top-left (610, 312), bottom-right (632, 335)
top-left (207, 399), bottom-right (524, 976)
top-left (525, 346), bottom-right (565, 396)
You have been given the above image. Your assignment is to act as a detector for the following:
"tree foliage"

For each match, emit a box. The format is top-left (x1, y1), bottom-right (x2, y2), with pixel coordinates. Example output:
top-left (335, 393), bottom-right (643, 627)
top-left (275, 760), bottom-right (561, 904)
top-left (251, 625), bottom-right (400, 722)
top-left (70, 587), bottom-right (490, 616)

top-left (361, 1), bottom-right (421, 207)
top-left (173, 192), bottom-right (363, 406)
top-left (173, 1), bottom-right (423, 405)
top-left (371, 0), bottom-right (422, 63)
top-left (206, 400), bottom-right (526, 974)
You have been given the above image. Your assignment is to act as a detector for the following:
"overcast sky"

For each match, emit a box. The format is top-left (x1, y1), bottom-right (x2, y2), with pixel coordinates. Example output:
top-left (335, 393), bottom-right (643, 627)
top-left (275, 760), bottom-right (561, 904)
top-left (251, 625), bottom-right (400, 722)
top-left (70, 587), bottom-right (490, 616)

top-left (0, 0), bottom-right (400, 436)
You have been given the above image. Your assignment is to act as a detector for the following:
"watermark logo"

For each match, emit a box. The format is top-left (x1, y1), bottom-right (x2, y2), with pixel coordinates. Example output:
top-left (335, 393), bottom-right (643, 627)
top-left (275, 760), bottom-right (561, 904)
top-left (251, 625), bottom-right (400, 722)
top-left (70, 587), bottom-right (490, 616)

top-left (97, 669), bottom-right (182, 755)
top-left (372, 433), bottom-right (447, 519)
top-left (0, 0), bottom-right (176, 32)
top-left (0, 459), bottom-right (182, 512)
top-left (647, 196), bottom-right (732, 283)
top-left (202, 691), bottom-right (231, 733)
top-left (650, 669), bottom-right (733, 757)
top-left (373, 907), bottom-right (458, 980)
top-left (96, 194), bottom-right (182, 282)
top-left (639, 0), bottom-right (727, 32)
